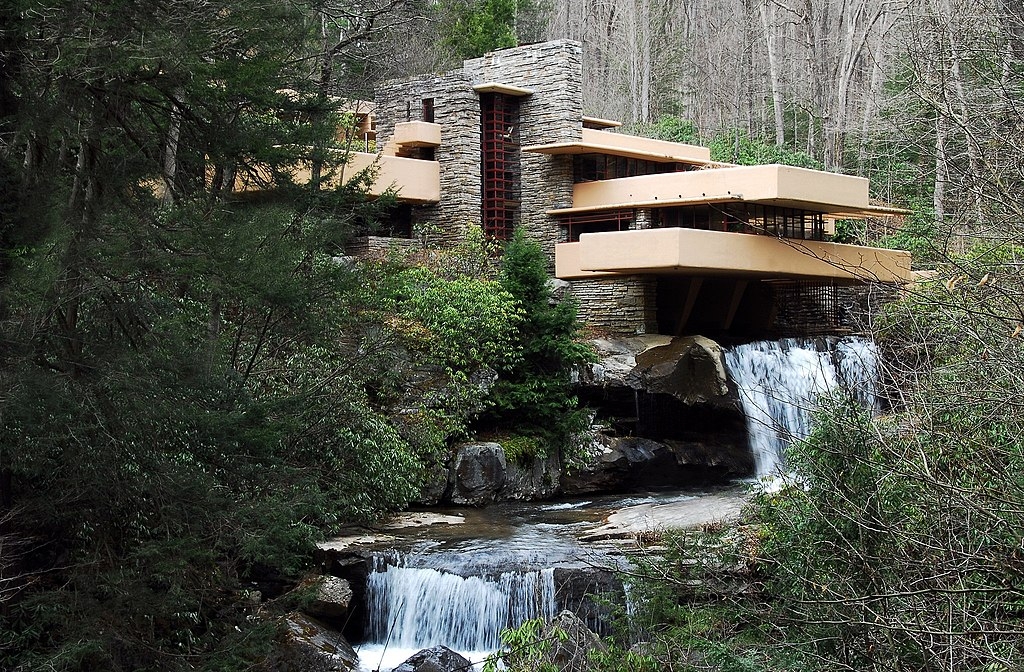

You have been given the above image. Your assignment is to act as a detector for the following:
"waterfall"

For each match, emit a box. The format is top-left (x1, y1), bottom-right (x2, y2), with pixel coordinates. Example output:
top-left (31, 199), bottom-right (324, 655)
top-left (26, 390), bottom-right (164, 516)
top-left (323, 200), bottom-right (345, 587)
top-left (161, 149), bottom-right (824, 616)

top-left (360, 554), bottom-right (557, 669)
top-left (724, 337), bottom-right (880, 477)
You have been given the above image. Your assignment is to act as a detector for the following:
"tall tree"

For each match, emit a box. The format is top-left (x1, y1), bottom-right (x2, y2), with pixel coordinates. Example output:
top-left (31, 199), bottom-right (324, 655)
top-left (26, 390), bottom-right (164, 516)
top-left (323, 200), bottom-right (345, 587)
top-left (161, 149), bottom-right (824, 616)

top-left (0, 0), bottom-right (454, 668)
top-left (441, 0), bottom-right (520, 61)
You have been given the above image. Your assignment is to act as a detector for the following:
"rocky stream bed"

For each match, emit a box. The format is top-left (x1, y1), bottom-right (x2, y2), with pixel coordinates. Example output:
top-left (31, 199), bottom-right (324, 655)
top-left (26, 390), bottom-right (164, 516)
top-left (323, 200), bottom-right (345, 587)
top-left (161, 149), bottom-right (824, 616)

top-left (278, 334), bottom-right (881, 671)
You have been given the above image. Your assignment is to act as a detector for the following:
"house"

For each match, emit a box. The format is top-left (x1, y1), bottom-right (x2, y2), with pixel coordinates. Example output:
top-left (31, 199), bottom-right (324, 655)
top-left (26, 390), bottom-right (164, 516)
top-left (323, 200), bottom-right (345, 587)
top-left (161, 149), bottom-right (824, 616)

top-left (342, 40), bottom-right (911, 337)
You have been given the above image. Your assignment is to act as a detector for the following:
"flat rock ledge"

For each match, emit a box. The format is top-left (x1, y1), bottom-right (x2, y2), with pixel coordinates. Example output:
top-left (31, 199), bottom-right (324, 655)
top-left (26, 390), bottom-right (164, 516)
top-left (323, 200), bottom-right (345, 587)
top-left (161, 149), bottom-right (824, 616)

top-left (580, 491), bottom-right (747, 542)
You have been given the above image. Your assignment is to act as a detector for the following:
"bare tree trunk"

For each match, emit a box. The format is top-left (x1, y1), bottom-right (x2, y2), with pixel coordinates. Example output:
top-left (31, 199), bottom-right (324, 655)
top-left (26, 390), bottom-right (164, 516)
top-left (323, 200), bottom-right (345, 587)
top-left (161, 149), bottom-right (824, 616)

top-left (640, 0), bottom-right (652, 122)
top-left (934, 110), bottom-right (948, 225)
top-left (161, 87), bottom-right (183, 206)
top-left (760, 0), bottom-right (786, 145)
top-left (947, 37), bottom-right (984, 223)
top-left (857, 56), bottom-right (881, 175)
top-left (625, 0), bottom-right (653, 123)
top-left (800, 0), bottom-right (824, 160)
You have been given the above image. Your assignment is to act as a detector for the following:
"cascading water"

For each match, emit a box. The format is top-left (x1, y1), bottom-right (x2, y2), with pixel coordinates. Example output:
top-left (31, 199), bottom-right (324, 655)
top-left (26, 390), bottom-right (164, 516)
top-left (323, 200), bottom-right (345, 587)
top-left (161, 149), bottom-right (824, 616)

top-left (724, 336), bottom-right (880, 477)
top-left (350, 334), bottom-right (879, 669)
top-left (358, 553), bottom-right (557, 671)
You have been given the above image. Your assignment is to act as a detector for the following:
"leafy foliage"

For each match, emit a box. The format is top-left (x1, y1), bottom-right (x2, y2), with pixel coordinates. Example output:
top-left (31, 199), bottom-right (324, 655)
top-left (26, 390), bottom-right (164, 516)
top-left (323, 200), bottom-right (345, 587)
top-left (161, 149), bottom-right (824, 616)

top-left (389, 266), bottom-right (523, 372)
top-left (638, 116), bottom-right (822, 168)
top-left (441, 0), bottom-right (519, 60)
top-left (484, 617), bottom-right (554, 672)
top-left (644, 116), bottom-right (702, 145)
top-left (475, 229), bottom-right (594, 455)
top-left (491, 615), bottom-right (659, 672)
top-left (707, 131), bottom-right (822, 169)
top-left (0, 0), bottom-right (524, 668)
top-left (499, 434), bottom-right (548, 465)
top-left (875, 198), bottom-right (941, 267)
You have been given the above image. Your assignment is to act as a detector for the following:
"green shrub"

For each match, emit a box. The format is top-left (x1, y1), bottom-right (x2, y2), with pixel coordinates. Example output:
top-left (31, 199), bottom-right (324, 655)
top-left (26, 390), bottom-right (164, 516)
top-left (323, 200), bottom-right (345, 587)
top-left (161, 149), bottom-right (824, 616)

top-left (500, 434), bottom-right (547, 465)
top-left (475, 229), bottom-right (595, 453)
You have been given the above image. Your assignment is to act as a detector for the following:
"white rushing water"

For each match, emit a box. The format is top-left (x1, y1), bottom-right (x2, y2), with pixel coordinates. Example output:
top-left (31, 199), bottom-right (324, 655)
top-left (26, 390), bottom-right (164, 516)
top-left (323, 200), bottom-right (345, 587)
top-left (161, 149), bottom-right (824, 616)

top-left (359, 554), bottom-right (557, 671)
top-left (724, 337), bottom-right (880, 478)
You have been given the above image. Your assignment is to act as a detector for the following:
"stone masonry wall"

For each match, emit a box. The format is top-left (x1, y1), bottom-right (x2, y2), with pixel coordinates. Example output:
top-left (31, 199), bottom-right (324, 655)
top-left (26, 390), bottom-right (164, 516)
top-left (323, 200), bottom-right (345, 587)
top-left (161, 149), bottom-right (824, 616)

top-left (569, 276), bottom-right (658, 335)
top-left (463, 41), bottom-right (585, 269)
top-left (374, 42), bottom-right (584, 255)
top-left (375, 70), bottom-right (480, 247)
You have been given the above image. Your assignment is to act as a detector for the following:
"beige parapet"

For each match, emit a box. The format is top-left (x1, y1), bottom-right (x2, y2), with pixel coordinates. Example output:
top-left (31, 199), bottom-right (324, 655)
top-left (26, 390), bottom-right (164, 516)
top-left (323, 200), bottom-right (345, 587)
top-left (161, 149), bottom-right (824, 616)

top-left (561, 165), bottom-right (894, 216)
top-left (344, 153), bottom-right (439, 203)
top-left (244, 151), bottom-right (440, 204)
top-left (553, 241), bottom-right (621, 279)
top-left (557, 228), bottom-right (912, 284)
top-left (524, 128), bottom-right (711, 165)
top-left (382, 121), bottom-right (442, 156)
top-left (582, 116), bottom-right (622, 129)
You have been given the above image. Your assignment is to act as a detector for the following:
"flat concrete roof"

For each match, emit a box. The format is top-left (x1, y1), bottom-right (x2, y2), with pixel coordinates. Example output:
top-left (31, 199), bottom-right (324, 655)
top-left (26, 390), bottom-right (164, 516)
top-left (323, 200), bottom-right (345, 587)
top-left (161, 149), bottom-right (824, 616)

top-left (524, 129), bottom-right (711, 165)
top-left (582, 115), bottom-right (622, 128)
top-left (552, 164), bottom-right (909, 218)
top-left (547, 194), bottom-right (743, 216)
top-left (472, 82), bottom-right (535, 96)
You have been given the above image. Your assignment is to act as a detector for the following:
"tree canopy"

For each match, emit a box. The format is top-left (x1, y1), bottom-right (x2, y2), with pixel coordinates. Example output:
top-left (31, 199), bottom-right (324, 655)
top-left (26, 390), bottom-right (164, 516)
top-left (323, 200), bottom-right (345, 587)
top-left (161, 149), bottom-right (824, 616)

top-left (0, 0), bottom-right (533, 667)
top-left (440, 0), bottom-right (520, 60)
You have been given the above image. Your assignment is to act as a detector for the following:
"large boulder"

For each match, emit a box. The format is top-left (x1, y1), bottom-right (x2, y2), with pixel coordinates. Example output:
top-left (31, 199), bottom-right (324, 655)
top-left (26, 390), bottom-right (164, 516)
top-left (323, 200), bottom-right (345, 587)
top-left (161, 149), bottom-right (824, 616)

top-left (398, 361), bottom-right (498, 419)
top-left (392, 645), bottom-right (473, 672)
top-left (563, 435), bottom-right (668, 494)
top-left (449, 442), bottom-right (507, 505)
top-left (547, 278), bottom-right (572, 303)
top-left (661, 437), bottom-right (754, 479)
top-left (563, 432), bottom-right (752, 495)
top-left (278, 612), bottom-right (359, 672)
top-left (553, 569), bottom-right (623, 636)
top-left (302, 575), bottom-right (353, 621)
top-left (575, 335), bottom-right (672, 388)
top-left (625, 335), bottom-right (731, 406)
top-left (417, 441), bottom-right (563, 506)
top-left (501, 449), bottom-right (562, 501)
top-left (415, 455), bottom-right (452, 505)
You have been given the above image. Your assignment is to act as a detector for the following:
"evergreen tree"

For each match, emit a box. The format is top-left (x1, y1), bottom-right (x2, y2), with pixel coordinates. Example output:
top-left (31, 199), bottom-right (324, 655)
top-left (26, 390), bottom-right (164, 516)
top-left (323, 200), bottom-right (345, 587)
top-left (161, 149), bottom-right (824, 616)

top-left (0, 0), bottom-right (452, 668)
top-left (476, 229), bottom-right (593, 458)
top-left (441, 0), bottom-right (520, 60)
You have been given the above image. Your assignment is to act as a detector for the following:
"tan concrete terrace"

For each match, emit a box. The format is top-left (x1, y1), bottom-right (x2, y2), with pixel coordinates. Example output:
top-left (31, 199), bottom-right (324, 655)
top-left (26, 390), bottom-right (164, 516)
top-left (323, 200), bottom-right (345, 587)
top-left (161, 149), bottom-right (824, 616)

top-left (550, 164), bottom-right (908, 218)
top-left (238, 150), bottom-right (440, 204)
top-left (556, 228), bottom-right (913, 284)
top-left (339, 152), bottom-right (440, 203)
top-left (383, 121), bottom-right (442, 155)
top-left (524, 128), bottom-right (711, 165)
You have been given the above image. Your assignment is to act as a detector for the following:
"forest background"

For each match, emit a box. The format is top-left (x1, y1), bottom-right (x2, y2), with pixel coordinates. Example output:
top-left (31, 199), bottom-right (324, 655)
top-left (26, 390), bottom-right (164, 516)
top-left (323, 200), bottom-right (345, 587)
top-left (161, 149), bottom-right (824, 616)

top-left (1, 0), bottom-right (1023, 670)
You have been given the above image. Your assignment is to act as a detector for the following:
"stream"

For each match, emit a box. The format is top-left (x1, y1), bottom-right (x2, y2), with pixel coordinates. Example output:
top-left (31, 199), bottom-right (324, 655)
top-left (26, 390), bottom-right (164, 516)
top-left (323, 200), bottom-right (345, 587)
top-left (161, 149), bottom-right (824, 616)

top-left (325, 335), bottom-right (882, 671)
top-left (320, 487), bottom-right (749, 671)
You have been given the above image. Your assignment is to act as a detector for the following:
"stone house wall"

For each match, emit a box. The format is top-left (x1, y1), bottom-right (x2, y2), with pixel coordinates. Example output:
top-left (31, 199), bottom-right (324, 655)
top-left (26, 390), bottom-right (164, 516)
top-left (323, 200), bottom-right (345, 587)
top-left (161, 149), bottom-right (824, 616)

top-left (374, 41), bottom-right (583, 262)
top-left (463, 41), bottom-right (584, 268)
top-left (375, 70), bottom-right (480, 248)
top-left (374, 41), bottom-right (659, 336)
top-left (568, 276), bottom-right (658, 335)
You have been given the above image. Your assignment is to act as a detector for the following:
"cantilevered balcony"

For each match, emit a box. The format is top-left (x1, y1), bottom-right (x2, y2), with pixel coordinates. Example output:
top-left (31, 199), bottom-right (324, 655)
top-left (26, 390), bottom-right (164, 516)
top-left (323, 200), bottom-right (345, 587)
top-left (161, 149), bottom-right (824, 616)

top-left (556, 228), bottom-right (912, 284)
top-left (341, 152), bottom-right (440, 203)
top-left (383, 121), bottom-right (442, 157)
top-left (551, 164), bottom-right (905, 219)
top-left (239, 150), bottom-right (440, 204)
top-left (524, 128), bottom-right (710, 165)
